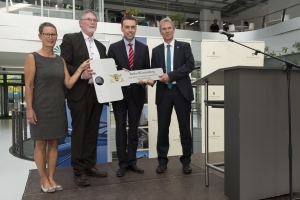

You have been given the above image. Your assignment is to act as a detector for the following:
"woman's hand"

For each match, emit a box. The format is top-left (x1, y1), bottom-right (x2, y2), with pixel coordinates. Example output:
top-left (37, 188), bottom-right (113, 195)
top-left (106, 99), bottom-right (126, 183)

top-left (27, 109), bottom-right (37, 125)
top-left (78, 58), bottom-right (92, 72)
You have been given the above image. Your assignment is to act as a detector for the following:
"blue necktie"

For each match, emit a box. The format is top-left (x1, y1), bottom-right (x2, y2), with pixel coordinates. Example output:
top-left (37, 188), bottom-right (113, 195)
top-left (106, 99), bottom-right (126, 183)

top-left (166, 44), bottom-right (172, 89)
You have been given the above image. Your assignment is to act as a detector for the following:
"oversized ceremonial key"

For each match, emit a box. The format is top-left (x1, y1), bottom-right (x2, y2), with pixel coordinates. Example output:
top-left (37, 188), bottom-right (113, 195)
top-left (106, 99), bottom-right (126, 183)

top-left (90, 58), bottom-right (163, 103)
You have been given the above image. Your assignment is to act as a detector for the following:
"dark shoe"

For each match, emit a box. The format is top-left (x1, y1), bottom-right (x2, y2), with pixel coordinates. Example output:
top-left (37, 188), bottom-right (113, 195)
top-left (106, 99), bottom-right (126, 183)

top-left (156, 164), bottom-right (167, 173)
top-left (74, 174), bottom-right (90, 186)
top-left (116, 168), bottom-right (127, 177)
top-left (183, 164), bottom-right (192, 174)
top-left (86, 166), bottom-right (108, 178)
top-left (130, 165), bottom-right (144, 174)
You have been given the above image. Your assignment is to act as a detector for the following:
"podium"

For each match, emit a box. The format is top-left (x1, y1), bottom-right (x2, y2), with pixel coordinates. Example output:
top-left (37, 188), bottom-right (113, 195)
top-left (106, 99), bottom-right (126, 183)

top-left (194, 66), bottom-right (300, 200)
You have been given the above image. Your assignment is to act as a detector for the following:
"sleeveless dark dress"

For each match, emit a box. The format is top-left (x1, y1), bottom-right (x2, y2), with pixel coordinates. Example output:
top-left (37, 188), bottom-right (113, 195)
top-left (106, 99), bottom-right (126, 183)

top-left (30, 52), bottom-right (68, 140)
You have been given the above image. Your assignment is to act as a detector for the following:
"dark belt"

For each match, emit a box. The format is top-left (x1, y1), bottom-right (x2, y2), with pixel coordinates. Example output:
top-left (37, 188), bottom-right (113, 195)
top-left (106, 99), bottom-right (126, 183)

top-left (88, 84), bottom-right (94, 87)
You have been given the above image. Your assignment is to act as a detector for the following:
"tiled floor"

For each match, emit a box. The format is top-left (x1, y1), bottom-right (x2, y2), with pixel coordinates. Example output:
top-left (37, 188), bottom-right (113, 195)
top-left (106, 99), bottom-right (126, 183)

top-left (0, 119), bottom-right (36, 200)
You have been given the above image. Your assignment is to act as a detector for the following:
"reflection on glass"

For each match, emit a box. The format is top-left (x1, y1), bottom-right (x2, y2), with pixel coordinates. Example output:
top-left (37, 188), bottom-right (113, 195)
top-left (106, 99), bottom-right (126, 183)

top-left (8, 85), bottom-right (22, 116)
top-left (7, 75), bottom-right (21, 80)
top-left (7, 0), bottom-right (40, 16)
top-left (186, 18), bottom-right (200, 31)
top-left (0, 85), bottom-right (3, 116)
top-left (145, 14), bottom-right (155, 27)
top-left (105, 9), bottom-right (120, 23)
top-left (42, 0), bottom-right (73, 19)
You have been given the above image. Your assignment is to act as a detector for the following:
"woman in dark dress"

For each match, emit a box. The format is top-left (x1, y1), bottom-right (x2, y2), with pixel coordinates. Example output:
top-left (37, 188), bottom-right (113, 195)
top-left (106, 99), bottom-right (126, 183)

top-left (24, 22), bottom-right (90, 193)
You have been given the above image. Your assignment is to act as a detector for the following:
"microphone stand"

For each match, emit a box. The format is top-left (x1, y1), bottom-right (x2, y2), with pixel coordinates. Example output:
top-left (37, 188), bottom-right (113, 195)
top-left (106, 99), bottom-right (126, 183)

top-left (226, 35), bottom-right (300, 200)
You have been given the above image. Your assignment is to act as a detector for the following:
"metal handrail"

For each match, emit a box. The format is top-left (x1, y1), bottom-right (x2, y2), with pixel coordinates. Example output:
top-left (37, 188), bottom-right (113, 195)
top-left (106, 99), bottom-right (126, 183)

top-left (9, 109), bottom-right (34, 161)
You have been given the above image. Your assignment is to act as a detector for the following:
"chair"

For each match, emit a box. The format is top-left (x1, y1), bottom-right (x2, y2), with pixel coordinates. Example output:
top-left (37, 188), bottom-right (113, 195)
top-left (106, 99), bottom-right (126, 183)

top-left (283, 14), bottom-right (290, 21)
top-left (228, 24), bottom-right (237, 32)
top-left (245, 23), bottom-right (255, 31)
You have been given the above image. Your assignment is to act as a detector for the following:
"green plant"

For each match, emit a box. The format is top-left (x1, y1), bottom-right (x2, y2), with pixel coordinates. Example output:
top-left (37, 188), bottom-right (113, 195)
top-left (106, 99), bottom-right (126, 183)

top-left (169, 12), bottom-right (186, 29)
top-left (169, 12), bottom-right (186, 23)
top-left (264, 41), bottom-right (300, 66)
top-left (126, 8), bottom-right (142, 16)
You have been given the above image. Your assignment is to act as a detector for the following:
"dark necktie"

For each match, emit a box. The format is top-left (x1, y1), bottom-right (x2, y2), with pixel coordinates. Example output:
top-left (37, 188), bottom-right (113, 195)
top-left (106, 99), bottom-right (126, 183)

top-left (128, 43), bottom-right (134, 70)
top-left (166, 44), bottom-right (172, 89)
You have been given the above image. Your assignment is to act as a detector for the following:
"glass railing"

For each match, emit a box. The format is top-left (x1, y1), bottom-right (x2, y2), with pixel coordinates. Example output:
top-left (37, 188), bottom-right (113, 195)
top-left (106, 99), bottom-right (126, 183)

top-left (224, 3), bottom-right (300, 32)
top-left (1, 1), bottom-right (299, 32)
top-left (1, 0), bottom-right (104, 21)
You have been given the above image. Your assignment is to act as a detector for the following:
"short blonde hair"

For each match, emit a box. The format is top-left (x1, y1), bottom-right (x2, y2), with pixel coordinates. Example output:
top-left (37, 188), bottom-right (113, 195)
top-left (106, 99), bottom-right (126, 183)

top-left (159, 17), bottom-right (175, 32)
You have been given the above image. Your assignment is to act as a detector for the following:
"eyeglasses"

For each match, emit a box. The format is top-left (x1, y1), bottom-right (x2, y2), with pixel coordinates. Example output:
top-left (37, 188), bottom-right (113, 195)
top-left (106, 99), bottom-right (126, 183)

top-left (81, 18), bottom-right (98, 23)
top-left (42, 33), bottom-right (58, 38)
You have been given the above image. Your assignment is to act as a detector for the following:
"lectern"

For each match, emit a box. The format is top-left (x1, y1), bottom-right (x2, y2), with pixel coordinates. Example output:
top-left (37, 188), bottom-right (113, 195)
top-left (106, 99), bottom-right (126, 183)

top-left (194, 66), bottom-right (300, 200)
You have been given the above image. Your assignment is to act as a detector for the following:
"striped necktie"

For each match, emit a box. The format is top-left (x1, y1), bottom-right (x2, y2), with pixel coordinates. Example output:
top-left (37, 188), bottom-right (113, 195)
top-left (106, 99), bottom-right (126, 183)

top-left (128, 43), bottom-right (134, 70)
top-left (166, 44), bottom-right (172, 89)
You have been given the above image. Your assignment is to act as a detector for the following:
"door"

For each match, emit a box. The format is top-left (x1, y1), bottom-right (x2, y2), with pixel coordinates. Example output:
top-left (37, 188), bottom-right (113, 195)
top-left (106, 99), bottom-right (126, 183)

top-left (0, 84), bottom-right (4, 117)
top-left (7, 85), bottom-right (24, 116)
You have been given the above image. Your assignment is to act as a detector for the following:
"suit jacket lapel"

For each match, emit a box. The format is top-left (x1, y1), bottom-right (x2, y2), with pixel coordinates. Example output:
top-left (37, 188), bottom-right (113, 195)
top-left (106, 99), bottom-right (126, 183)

top-left (94, 40), bottom-right (105, 58)
top-left (78, 32), bottom-right (90, 59)
top-left (158, 44), bottom-right (166, 73)
top-left (119, 40), bottom-right (130, 69)
top-left (173, 40), bottom-right (180, 70)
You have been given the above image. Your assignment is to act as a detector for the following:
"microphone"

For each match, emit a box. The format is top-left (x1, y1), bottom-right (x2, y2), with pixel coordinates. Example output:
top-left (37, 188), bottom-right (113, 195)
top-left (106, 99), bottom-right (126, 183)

top-left (219, 29), bottom-right (234, 38)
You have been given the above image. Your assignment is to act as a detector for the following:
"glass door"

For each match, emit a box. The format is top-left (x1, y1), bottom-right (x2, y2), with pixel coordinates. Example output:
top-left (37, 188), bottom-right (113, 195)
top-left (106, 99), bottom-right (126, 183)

top-left (0, 85), bottom-right (4, 117)
top-left (7, 85), bottom-right (23, 116)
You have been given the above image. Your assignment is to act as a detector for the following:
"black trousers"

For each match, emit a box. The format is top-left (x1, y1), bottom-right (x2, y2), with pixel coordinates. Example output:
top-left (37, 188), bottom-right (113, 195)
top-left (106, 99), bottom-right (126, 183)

top-left (112, 91), bottom-right (144, 168)
top-left (156, 85), bottom-right (192, 165)
top-left (68, 86), bottom-right (103, 176)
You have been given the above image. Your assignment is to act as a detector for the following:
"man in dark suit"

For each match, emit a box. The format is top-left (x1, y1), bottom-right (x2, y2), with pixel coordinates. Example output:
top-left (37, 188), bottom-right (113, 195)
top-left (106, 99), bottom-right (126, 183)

top-left (146, 17), bottom-right (194, 174)
top-left (108, 16), bottom-right (150, 177)
top-left (61, 9), bottom-right (108, 186)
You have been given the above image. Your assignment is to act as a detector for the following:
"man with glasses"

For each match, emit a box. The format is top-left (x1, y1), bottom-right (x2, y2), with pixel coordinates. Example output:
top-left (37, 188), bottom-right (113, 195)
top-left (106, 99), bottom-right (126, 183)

top-left (61, 9), bottom-right (108, 186)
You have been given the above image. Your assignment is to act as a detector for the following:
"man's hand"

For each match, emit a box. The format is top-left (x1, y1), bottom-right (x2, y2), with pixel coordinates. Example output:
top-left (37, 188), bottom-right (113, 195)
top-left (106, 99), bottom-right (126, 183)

top-left (122, 68), bottom-right (129, 72)
top-left (137, 80), bottom-right (145, 85)
top-left (159, 73), bottom-right (170, 83)
top-left (145, 78), bottom-right (154, 86)
top-left (81, 68), bottom-right (96, 79)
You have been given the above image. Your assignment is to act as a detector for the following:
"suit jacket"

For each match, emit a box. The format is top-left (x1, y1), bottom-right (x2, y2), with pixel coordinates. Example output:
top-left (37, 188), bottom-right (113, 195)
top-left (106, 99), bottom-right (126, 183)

top-left (60, 32), bottom-right (107, 101)
top-left (151, 40), bottom-right (195, 104)
top-left (108, 39), bottom-right (150, 105)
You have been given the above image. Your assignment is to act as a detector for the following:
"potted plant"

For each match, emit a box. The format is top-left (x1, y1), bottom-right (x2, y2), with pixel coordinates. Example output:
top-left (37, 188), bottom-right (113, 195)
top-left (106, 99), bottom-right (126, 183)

top-left (169, 12), bottom-right (187, 29)
top-left (126, 8), bottom-right (145, 23)
top-left (264, 41), bottom-right (300, 67)
top-left (126, 8), bottom-right (142, 17)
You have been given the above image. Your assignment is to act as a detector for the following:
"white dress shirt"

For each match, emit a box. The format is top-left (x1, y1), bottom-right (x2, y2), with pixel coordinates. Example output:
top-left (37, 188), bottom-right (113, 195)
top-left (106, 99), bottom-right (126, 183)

top-left (81, 32), bottom-right (100, 83)
top-left (163, 39), bottom-right (176, 84)
top-left (124, 38), bottom-right (135, 57)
